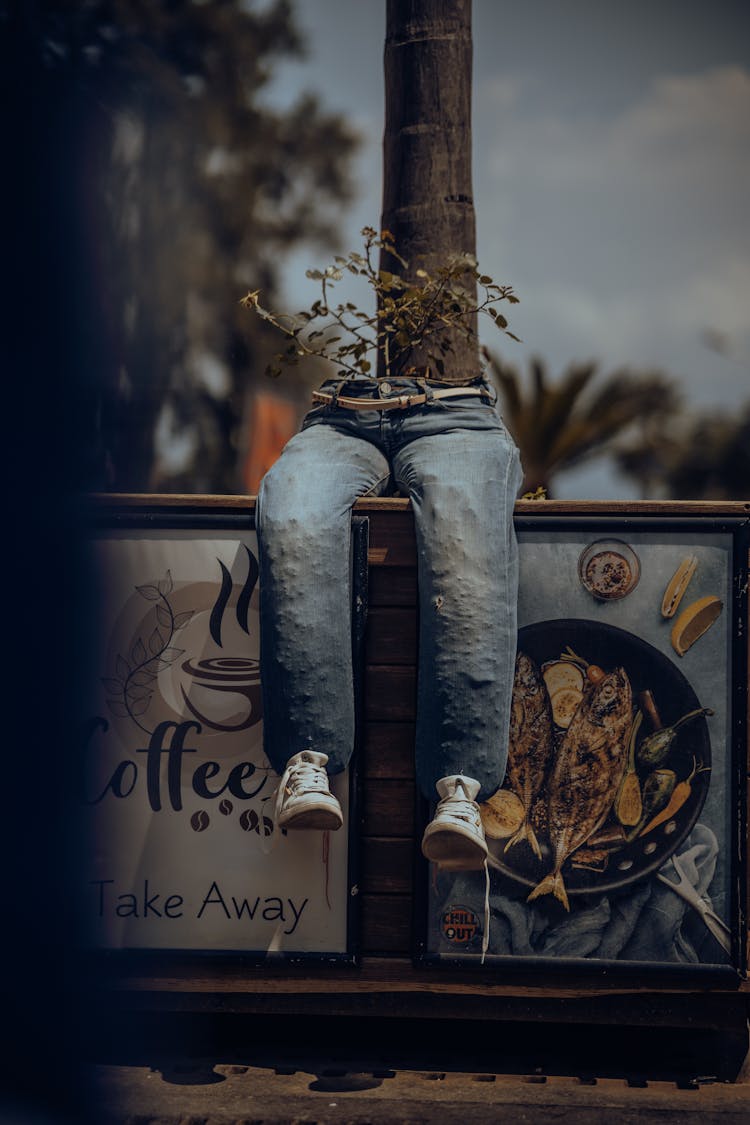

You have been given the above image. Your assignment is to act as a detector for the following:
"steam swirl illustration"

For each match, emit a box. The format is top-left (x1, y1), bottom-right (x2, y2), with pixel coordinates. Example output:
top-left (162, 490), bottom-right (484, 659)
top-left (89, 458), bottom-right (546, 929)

top-left (101, 545), bottom-right (261, 734)
top-left (210, 545), bottom-right (259, 646)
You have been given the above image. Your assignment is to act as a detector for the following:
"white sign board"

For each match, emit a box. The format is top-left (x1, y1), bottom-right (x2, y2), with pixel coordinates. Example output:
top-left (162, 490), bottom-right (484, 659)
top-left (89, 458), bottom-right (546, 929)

top-left (79, 518), bottom-right (356, 960)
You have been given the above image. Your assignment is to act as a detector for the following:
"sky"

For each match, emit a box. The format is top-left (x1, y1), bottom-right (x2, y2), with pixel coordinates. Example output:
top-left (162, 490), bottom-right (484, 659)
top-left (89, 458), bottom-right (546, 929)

top-left (261, 0), bottom-right (750, 497)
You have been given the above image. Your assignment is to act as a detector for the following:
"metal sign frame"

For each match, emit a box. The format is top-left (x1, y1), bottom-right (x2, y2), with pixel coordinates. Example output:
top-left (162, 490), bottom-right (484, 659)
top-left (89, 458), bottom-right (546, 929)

top-left (79, 504), bottom-right (368, 967)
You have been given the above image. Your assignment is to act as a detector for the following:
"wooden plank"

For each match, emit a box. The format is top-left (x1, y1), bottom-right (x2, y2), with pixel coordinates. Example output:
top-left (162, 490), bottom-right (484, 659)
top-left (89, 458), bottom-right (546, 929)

top-left (509, 500), bottom-right (750, 517)
top-left (365, 666), bottom-right (417, 722)
top-left (89, 492), bottom-right (259, 511)
top-left (361, 894), bottom-right (412, 954)
top-left (366, 606), bottom-right (418, 665)
top-left (355, 497), bottom-right (750, 518)
top-left (99, 988), bottom-right (749, 1043)
top-left (88, 494), bottom-right (750, 518)
top-left (97, 956), bottom-right (748, 1012)
top-left (369, 565), bottom-right (418, 606)
top-left (367, 511), bottom-right (418, 567)
top-left (361, 837), bottom-right (414, 895)
top-left (363, 779), bottom-right (415, 837)
top-left (363, 723), bottom-right (416, 779)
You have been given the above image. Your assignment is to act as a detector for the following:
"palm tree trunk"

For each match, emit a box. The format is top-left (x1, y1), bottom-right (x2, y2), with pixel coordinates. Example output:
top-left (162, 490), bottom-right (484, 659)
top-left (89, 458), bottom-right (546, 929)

top-left (379, 0), bottom-right (479, 382)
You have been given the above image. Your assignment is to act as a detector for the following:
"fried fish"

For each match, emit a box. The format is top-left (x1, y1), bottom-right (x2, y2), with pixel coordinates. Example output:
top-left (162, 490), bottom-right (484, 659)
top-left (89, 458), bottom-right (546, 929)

top-left (503, 652), bottom-right (554, 859)
top-left (527, 666), bottom-right (632, 910)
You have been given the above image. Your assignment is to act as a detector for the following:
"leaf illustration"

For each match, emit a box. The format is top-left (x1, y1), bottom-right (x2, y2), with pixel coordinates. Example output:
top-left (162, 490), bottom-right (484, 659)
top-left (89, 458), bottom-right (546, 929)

top-left (106, 699), bottom-right (129, 718)
top-left (130, 694), bottom-right (153, 716)
top-left (126, 685), bottom-right (151, 702)
top-left (116, 655), bottom-right (130, 680)
top-left (149, 628), bottom-right (164, 655)
top-left (130, 670), bottom-right (156, 687)
top-left (158, 570), bottom-right (173, 596)
top-left (136, 584), bottom-right (161, 601)
top-left (156, 605), bottom-right (172, 629)
top-left (100, 677), bottom-right (123, 695)
top-left (173, 610), bottom-right (194, 630)
top-left (131, 638), bottom-right (147, 665)
top-left (160, 646), bottom-right (184, 665)
top-left (149, 657), bottom-right (173, 672)
top-left (143, 657), bottom-right (162, 674)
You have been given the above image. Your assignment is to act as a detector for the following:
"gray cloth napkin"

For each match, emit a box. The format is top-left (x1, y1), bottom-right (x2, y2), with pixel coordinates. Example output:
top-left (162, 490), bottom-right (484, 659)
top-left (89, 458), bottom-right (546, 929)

top-left (436, 825), bottom-right (728, 963)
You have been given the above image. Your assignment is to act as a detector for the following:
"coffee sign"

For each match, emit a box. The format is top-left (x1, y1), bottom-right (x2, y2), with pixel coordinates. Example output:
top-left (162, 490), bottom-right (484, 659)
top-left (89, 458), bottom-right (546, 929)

top-left (80, 519), bottom-right (356, 959)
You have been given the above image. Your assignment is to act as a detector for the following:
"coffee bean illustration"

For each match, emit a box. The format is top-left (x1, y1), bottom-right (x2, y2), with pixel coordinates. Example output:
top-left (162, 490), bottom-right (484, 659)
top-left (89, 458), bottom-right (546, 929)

top-left (191, 810), bottom-right (210, 832)
top-left (239, 808), bottom-right (259, 833)
top-left (219, 799), bottom-right (233, 816)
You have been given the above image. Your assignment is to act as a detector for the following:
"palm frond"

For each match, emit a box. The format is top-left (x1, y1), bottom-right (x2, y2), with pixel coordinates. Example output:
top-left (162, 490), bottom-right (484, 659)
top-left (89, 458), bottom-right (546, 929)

top-left (537, 362), bottom-right (597, 449)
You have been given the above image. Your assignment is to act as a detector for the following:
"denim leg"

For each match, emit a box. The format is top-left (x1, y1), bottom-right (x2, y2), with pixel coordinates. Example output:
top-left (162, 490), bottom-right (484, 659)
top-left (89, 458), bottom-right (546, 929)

top-left (392, 427), bottom-right (523, 802)
top-left (256, 424), bottom-right (390, 776)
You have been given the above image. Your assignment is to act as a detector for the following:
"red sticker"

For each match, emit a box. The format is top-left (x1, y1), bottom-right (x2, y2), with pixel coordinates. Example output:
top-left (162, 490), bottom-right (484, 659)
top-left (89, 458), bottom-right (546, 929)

top-left (441, 905), bottom-right (480, 944)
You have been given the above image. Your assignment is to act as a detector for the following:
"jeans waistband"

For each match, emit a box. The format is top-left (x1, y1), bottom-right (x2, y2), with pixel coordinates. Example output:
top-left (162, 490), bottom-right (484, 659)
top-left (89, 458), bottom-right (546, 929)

top-left (315, 375), bottom-right (496, 405)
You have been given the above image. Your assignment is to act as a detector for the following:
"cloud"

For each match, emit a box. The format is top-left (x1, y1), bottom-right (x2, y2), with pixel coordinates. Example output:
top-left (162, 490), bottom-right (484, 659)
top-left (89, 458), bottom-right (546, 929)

top-left (476, 66), bottom-right (750, 403)
top-left (482, 64), bottom-right (750, 186)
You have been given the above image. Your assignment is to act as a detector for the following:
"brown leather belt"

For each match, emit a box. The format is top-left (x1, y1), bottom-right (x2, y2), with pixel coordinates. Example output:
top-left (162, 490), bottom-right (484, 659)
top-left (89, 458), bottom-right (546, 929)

top-left (311, 385), bottom-right (492, 411)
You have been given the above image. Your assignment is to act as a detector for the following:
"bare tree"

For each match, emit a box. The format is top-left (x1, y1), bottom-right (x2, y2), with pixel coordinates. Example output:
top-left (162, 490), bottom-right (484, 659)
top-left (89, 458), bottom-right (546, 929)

top-left (379, 0), bottom-right (480, 382)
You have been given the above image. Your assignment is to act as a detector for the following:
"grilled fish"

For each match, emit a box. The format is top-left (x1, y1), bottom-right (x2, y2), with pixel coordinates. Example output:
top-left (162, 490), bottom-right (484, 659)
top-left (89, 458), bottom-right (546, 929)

top-left (504, 652), bottom-right (554, 859)
top-left (527, 666), bottom-right (632, 910)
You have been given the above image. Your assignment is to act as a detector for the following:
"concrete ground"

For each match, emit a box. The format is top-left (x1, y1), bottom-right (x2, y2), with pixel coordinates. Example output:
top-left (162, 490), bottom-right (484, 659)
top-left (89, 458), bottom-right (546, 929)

top-left (89, 1059), bottom-right (750, 1125)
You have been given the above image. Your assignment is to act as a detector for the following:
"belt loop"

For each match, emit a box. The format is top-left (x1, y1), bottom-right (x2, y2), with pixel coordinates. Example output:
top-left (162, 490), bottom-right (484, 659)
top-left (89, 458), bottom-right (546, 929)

top-left (419, 377), bottom-right (435, 405)
top-left (326, 378), bottom-right (348, 411)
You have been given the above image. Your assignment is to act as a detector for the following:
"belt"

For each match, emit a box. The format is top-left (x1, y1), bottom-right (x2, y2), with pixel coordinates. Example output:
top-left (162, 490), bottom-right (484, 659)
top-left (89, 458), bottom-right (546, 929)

top-left (311, 385), bottom-right (492, 411)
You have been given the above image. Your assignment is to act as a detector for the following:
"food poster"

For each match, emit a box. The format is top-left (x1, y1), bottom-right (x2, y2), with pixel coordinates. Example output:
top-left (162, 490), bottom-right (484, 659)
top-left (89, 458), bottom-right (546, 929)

top-left (426, 525), bottom-right (743, 972)
top-left (78, 528), bottom-right (354, 957)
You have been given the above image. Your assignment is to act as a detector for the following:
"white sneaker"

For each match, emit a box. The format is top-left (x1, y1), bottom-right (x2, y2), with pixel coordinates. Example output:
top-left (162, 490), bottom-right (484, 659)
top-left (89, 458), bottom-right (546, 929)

top-left (421, 775), bottom-right (488, 870)
top-left (274, 750), bottom-right (344, 831)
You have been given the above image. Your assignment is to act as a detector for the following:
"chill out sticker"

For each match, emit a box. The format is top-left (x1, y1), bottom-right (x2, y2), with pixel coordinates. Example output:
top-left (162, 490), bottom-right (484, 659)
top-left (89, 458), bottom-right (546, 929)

top-left (440, 905), bottom-right (481, 946)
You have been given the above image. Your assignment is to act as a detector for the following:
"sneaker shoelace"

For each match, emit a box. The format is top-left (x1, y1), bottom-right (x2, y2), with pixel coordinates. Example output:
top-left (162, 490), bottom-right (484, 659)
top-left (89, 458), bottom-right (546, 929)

top-left (481, 857), bottom-right (490, 964)
top-left (439, 791), bottom-right (483, 828)
top-left (439, 787), bottom-right (490, 962)
top-left (264, 756), bottom-right (331, 860)
top-left (272, 754), bottom-right (329, 826)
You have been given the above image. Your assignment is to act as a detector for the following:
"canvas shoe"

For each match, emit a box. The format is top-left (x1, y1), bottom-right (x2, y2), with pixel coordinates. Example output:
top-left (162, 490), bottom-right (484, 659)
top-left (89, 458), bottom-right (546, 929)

top-left (274, 750), bottom-right (344, 831)
top-left (421, 774), bottom-right (488, 870)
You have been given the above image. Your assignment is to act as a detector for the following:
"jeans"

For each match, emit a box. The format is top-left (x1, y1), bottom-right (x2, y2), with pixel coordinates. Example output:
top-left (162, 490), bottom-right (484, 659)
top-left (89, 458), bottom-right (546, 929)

top-left (256, 375), bottom-right (524, 802)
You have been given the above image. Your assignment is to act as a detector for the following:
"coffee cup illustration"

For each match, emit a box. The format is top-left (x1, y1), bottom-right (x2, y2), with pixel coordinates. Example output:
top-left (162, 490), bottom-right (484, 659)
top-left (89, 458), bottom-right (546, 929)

top-left (180, 656), bottom-right (263, 732)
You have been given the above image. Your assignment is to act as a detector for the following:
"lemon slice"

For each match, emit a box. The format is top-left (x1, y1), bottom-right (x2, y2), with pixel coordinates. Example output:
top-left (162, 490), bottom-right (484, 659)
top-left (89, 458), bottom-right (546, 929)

top-left (480, 790), bottom-right (525, 840)
top-left (670, 594), bottom-right (723, 656)
top-left (550, 687), bottom-right (584, 728)
top-left (542, 660), bottom-right (585, 698)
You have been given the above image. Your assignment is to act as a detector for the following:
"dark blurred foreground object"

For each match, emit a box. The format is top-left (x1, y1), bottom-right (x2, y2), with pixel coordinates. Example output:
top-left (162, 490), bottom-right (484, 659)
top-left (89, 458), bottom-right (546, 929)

top-left (3, 2), bottom-right (93, 1120)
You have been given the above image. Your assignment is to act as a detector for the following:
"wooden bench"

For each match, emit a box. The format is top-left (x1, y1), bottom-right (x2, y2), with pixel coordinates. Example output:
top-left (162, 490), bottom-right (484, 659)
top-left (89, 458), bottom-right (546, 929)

top-left (88, 494), bottom-right (750, 1081)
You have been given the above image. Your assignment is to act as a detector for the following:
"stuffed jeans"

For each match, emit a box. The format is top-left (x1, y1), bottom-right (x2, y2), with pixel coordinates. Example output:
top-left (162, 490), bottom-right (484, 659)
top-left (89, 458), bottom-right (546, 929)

top-left (255, 375), bottom-right (524, 802)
